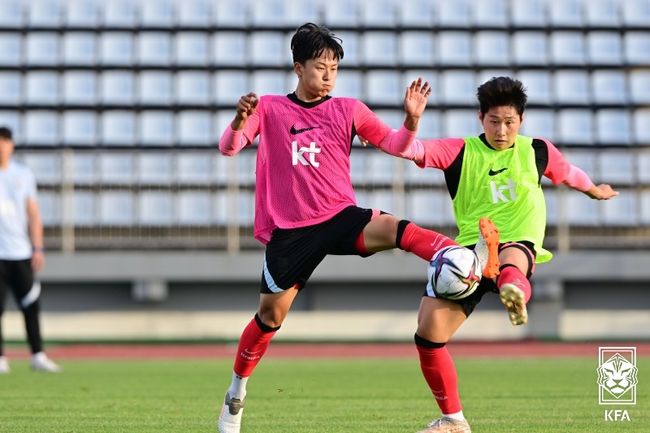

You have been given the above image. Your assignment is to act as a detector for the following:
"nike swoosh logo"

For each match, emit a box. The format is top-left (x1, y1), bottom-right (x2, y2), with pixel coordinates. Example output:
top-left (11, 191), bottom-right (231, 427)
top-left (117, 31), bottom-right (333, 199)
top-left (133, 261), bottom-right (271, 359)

top-left (488, 167), bottom-right (507, 176)
top-left (290, 125), bottom-right (320, 135)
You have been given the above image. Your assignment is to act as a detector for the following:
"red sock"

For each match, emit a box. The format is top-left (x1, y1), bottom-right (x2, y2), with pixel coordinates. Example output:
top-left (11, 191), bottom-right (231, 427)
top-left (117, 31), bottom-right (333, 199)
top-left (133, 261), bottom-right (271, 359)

top-left (399, 222), bottom-right (458, 261)
top-left (415, 337), bottom-right (462, 415)
top-left (497, 266), bottom-right (532, 303)
top-left (233, 315), bottom-right (278, 377)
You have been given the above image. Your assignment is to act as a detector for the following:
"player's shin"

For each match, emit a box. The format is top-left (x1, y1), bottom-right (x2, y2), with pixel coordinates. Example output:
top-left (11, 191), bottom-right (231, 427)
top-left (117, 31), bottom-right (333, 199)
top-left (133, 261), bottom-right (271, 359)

top-left (497, 265), bottom-right (532, 303)
top-left (414, 334), bottom-right (463, 417)
top-left (397, 221), bottom-right (458, 261)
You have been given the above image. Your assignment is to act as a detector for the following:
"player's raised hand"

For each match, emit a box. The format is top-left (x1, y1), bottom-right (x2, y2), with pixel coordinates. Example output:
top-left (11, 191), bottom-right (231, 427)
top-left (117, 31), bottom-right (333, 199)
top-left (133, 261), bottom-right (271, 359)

top-left (404, 78), bottom-right (432, 119)
top-left (232, 92), bottom-right (259, 130)
top-left (587, 183), bottom-right (619, 200)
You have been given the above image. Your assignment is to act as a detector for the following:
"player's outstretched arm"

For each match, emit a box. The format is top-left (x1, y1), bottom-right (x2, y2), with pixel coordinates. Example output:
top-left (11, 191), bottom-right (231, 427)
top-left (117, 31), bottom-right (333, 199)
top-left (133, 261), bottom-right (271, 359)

top-left (231, 92), bottom-right (259, 130)
top-left (584, 183), bottom-right (619, 200)
top-left (403, 78), bottom-right (432, 131)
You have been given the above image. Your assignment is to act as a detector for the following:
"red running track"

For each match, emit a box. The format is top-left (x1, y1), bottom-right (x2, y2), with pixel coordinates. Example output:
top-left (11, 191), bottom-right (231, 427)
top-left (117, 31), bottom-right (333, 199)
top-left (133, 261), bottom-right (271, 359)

top-left (5, 341), bottom-right (650, 360)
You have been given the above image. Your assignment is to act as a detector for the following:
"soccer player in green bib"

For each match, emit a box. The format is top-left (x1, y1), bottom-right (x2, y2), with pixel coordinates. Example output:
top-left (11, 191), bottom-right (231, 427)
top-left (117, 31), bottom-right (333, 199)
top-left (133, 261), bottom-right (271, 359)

top-left (375, 76), bottom-right (618, 433)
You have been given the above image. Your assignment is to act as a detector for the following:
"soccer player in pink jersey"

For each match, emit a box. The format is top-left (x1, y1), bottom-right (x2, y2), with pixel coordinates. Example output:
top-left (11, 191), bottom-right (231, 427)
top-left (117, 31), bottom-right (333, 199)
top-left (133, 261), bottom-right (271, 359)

top-left (216, 23), bottom-right (500, 433)
top-left (379, 77), bottom-right (618, 433)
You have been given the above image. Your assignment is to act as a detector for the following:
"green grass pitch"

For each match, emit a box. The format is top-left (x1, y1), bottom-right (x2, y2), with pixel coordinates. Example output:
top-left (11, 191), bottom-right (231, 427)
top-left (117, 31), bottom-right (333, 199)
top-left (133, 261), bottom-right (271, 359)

top-left (0, 357), bottom-right (647, 432)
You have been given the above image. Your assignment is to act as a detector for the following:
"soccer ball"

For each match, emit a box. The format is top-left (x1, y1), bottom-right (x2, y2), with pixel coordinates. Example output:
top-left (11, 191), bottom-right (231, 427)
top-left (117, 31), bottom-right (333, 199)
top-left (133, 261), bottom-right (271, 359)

top-left (427, 246), bottom-right (482, 300)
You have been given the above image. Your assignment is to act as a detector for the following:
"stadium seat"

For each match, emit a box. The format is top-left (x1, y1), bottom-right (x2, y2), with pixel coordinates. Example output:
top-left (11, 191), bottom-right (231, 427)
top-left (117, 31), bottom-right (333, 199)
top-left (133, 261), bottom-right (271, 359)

top-left (283, 0), bottom-right (319, 26)
top-left (591, 70), bottom-right (627, 104)
top-left (544, 190), bottom-right (559, 226)
top-left (624, 32), bottom-right (650, 65)
top-left (22, 152), bottom-right (62, 184)
top-left (213, 32), bottom-right (247, 67)
top-left (0, 0), bottom-right (23, 28)
top-left (140, 111), bottom-right (174, 146)
top-left (596, 110), bottom-right (632, 145)
top-left (251, 0), bottom-right (284, 26)
top-left (138, 191), bottom-right (174, 226)
top-left (361, 0), bottom-right (397, 26)
top-left (554, 71), bottom-right (590, 105)
top-left (24, 111), bottom-right (59, 145)
top-left (100, 32), bottom-right (134, 66)
top-left (333, 71), bottom-right (363, 99)
top-left (373, 109), bottom-right (402, 129)
top-left (548, 0), bottom-right (584, 27)
top-left (176, 72), bottom-right (211, 105)
top-left (101, 111), bottom-right (136, 146)
top-left (99, 153), bottom-right (134, 184)
top-left (602, 193), bottom-right (638, 226)
top-left (417, 111), bottom-right (442, 140)
top-left (28, 0), bottom-right (62, 28)
top-left (440, 70), bottom-right (475, 105)
top-left (477, 69), bottom-right (513, 87)
top-left (438, 32), bottom-right (472, 66)
top-left (473, 0), bottom-right (508, 27)
top-left (550, 32), bottom-right (586, 65)
top-left (405, 161), bottom-right (445, 185)
top-left (63, 72), bottom-right (96, 106)
top-left (516, 71), bottom-right (552, 105)
top-left (399, 32), bottom-right (435, 67)
top-left (213, 191), bottom-right (228, 225)
top-left (0, 111), bottom-right (21, 141)
top-left (176, 0), bottom-right (212, 27)
top-left (26, 33), bottom-right (59, 66)
top-left (474, 32), bottom-right (510, 66)
top-left (99, 191), bottom-right (135, 226)
top-left (72, 191), bottom-right (97, 227)
top-left (178, 191), bottom-right (212, 225)
top-left (437, 0), bottom-right (472, 27)
top-left (175, 32), bottom-right (209, 66)
top-left (362, 32), bottom-right (397, 67)
top-left (587, 32), bottom-right (623, 66)
top-left (366, 153), bottom-right (395, 184)
top-left (511, 0), bottom-right (547, 27)
top-left (399, 0), bottom-right (436, 26)
top-left (70, 152), bottom-right (96, 184)
top-left (140, 0), bottom-right (174, 27)
top-left (512, 32), bottom-right (548, 66)
top-left (566, 194), bottom-right (600, 226)
top-left (137, 152), bottom-right (173, 185)
top-left (633, 109), bottom-right (650, 145)
top-left (251, 71), bottom-right (287, 96)
top-left (26, 72), bottom-right (58, 105)
top-left (365, 71), bottom-right (401, 104)
top-left (63, 33), bottom-right (96, 66)
top-left (641, 190), bottom-right (650, 225)
top-left (629, 71), bottom-right (650, 104)
top-left (250, 32), bottom-right (286, 66)
top-left (215, 111), bottom-right (235, 142)
top-left (65, 0), bottom-right (99, 27)
top-left (213, 0), bottom-right (249, 27)
top-left (177, 152), bottom-right (213, 184)
top-left (403, 70), bottom-right (438, 104)
top-left (366, 190), bottom-right (395, 214)
top-left (102, 0), bottom-right (137, 27)
top-left (0, 34), bottom-right (22, 66)
top-left (521, 109), bottom-right (555, 140)
top-left (63, 112), bottom-right (97, 146)
top-left (237, 191), bottom-right (255, 225)
top-left (38, 191), bottom-right (61, 226)
top-left (139, 72), bottom-right (173, 105)
top-left (444, 110), bottom-right (480, 137)
top-left (138, 33), bottom-right (172, 66)
top-left (323, 0), bottom-right (359, 26)
top-left (557, 109), bottom-right (594, 145)
top-left (335, 32), bottom-right (360, 67)
top-left (585, 0), bottom-right (621, 26)
top-left (214, 71), bottom-right (249, 104)
top-left (177, 111), bottom-right (212, 146)
top-left (621, 0), bottom-right (650, 26)
top-left (597, 150), bottom-right (635, 185)
top-left (564, 150), bottom-right (597, 180)
top-left (407, 190), bottom-right (455, 226)
top-left (639, 150), bottom-right (650, 184)
top-left (236, 151), bottom-right (257, 186)
top-left (101, 71), bottom-right (135, 105)
top-left (0, 72), bottom-right (21, 105)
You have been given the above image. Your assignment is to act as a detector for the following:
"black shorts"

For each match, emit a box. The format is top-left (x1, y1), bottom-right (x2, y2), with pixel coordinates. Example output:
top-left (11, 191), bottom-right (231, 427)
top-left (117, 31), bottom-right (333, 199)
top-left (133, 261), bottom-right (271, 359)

top-left (425, 240), bottom-right (537, 317)
top-left (261, 206), bottom-right (374, 294)
top-left (0, 259), bottom-right (36, 311)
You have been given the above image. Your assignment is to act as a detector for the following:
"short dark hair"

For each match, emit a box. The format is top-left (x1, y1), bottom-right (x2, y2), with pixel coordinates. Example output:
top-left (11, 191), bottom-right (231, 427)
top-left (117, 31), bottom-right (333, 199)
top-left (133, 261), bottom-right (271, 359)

top-left (290, 23), bottom-right (344, 64)
top-left (477, 77), bottom-right (527, 117)
top-left (0, 126), bottom-right (13, 141)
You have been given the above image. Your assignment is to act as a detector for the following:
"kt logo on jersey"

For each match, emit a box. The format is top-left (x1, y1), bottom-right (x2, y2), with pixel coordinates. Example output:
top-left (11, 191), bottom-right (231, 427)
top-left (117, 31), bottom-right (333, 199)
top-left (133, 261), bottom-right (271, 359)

top-left (292, 141), bottom-right (321, 167)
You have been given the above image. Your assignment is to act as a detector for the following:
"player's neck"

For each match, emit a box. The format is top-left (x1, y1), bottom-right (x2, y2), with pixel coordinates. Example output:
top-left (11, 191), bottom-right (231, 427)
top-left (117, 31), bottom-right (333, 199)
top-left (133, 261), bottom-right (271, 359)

top-left (294, 87), bottom-right (326, 103)
top-left (0, 159), bottom-right (10, 170)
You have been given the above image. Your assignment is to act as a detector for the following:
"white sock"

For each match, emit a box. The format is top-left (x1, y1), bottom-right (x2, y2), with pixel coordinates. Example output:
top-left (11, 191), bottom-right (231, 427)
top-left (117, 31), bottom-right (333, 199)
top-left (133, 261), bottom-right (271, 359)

top-left (444, 410), bottom-right (465, 421)
top-left (227, 372), bottom-right (248, 400)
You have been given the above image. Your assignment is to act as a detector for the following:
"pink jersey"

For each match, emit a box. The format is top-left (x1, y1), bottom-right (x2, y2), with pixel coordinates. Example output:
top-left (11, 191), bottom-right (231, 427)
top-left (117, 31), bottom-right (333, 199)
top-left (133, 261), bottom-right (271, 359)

top-left (219, 94), bottom-right (413, 244)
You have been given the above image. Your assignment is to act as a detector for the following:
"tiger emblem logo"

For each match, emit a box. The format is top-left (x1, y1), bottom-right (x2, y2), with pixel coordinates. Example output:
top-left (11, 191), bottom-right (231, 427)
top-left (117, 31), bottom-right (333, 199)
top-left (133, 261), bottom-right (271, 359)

top-left (597, 353), bottom-right (638, 398)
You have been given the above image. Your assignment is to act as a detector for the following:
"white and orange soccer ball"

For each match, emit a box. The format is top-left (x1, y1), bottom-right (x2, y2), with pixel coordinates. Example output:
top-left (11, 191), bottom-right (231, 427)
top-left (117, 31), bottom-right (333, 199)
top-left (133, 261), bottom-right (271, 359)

top-left (427, 246), bottom-right (482, 300)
